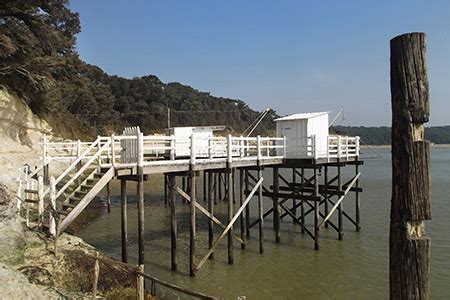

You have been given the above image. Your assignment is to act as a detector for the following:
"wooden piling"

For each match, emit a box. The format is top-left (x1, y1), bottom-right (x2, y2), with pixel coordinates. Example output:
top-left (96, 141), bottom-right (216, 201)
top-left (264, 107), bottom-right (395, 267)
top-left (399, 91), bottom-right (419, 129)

top-left (189, 172), bottom-right (197, 276)
top-left (300, 168), bottom-right (305, 233)
top-left (273, 167), bottom-right (280, 243)
top-left (244, 170), bottom-right (250, 237)
top-left (169, 175), bottom-right (177, 270)
top-left (258, 168), bottom-right (264, 254)
top-left (239, 169), bottom-right (246, 249)
top-left (207, 171), bottom-right (214, 259)
top-left (337, 164), bottom-right (343, 240)
top-left (227, 168), bottom-right (234, 264)
top-left (313, 166), bottom-right (319, 251)
top-left (324, 166), bottom-right (329, 228)
top-left (106, 182), bottom-right (111, 213)
top-left (292, 168), bottom-right (296, 223)
top-left (355, 159), bottom-right (361, 231)
top-left (120, 179), bottom-right (128, 263)
top-left (389, 32), bottom-right (431, 299)
top-left (164, 174), bottom-right (168, 206)
top-left (137, 168), bottom-right (145, 266)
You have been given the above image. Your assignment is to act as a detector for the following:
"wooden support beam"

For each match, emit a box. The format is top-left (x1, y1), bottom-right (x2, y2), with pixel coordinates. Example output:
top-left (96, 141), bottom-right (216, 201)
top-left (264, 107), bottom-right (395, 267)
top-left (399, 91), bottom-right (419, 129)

top-left (319, 173), bottom-right (361, 228)
top-left (106, 182), bottom-right (111, 213)
top-left (355, 158), bottom-right (361, 231)
top-left (228, 168), bottom-right (234, 264)
top-left (273, 167), bottom-right (280, 243)
top-left (300, 168), bottom-right (305, 233)
top-left (313, 167), bottom-right (319, 250)
top-left (390, 32), bottom-right (431, 299)
top-left (258, 167), bottom-right (264, 254)
top-left (207, 171), bottom-right (214, 259)
top-left (120, 179), bottom-right (128, 263)
top-left (169, 175), bottom-right (177, 271)
top-left (189, 172), bottom-right (196, 276)
top-left (244, 170), bottom-right (250, 237)
top-left (338, 164), bottom-right (343, 240)
top-left (137, 167), bottom-right (145, 266)
top-left (194, 177), bottom-right (263, 273)
top-left (174, 187), bottom-right (245, 245)
top-left (239, 169), bottom-right (246, 249)
top-left (292, 168), bottom-right (297, 224)
top-left (324, 166), bottom-right (329, 228)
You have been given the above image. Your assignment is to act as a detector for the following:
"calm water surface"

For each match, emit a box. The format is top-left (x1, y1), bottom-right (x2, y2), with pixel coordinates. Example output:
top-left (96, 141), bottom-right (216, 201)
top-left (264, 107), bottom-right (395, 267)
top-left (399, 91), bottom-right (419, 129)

top-left (76, 148), bottom-right (450, 299)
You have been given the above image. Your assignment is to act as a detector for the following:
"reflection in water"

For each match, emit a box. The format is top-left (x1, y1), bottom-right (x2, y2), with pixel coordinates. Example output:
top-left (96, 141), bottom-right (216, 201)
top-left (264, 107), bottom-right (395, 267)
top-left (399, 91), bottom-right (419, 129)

top-left (76, 148), bottom-right (450, 299)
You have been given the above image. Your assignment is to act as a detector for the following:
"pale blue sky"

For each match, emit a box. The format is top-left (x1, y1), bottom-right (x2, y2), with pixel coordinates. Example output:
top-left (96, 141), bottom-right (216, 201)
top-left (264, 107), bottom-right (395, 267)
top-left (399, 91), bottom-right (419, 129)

top-left (70, 1), bottom-right (450, 126)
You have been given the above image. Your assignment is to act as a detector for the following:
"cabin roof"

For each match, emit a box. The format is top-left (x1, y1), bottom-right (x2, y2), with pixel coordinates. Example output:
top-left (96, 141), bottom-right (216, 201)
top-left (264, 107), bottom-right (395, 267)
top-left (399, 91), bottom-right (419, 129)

top-left (168, 126), bottom-right (226, 131)
top-left (274, 111), bottom-right (330, 122)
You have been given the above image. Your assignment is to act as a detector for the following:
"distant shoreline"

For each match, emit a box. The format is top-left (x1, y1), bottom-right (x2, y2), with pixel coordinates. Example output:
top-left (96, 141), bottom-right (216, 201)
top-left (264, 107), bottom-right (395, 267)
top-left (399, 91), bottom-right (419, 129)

top-left (362, 144), bottom-right (450, 149)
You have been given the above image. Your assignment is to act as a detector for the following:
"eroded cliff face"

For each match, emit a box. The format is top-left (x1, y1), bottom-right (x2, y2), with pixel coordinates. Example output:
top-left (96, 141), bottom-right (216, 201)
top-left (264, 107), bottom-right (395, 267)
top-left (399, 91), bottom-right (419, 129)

top-left (0, 86), bottom-right (52, 148)
top-left (0, 86), bottom-right (52, 189)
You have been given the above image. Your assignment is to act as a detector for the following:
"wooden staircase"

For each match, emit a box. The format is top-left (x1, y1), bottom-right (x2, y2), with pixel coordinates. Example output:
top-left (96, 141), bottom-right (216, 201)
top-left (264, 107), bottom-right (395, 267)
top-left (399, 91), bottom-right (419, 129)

top-left (56, 166), bottom-right (115, 234)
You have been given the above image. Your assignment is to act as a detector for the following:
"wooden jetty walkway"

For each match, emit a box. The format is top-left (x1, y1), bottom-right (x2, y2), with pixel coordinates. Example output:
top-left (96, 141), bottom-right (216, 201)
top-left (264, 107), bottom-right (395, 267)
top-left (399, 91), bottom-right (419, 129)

top-left (16, 112), bottom-right (363, 280)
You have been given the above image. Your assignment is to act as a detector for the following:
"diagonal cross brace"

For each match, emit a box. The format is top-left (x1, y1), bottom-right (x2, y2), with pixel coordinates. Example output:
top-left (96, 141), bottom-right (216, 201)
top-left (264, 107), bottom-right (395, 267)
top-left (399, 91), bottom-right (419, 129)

top-left (194, 177), bottom-right (263, 273)
top-left (174, 187), bottom-right (245, 245)
top-left (319, 172), bottom-right (361, 229)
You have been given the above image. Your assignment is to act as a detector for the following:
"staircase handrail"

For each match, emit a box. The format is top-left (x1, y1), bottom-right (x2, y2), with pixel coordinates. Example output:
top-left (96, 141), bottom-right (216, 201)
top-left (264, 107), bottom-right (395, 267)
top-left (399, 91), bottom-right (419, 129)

top-left (55, 139), bottom-right (111, 200)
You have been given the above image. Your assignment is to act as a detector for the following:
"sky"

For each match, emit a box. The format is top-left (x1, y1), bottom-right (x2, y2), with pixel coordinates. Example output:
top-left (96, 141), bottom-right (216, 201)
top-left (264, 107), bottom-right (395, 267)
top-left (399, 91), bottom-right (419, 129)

top-left (70, 1), bottom-right (450, 126)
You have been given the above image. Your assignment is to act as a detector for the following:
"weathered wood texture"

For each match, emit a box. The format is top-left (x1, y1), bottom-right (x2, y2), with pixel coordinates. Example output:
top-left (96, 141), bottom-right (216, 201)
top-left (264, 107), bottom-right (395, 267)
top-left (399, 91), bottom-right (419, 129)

top-left (390, 32), bottom-right (431, 300)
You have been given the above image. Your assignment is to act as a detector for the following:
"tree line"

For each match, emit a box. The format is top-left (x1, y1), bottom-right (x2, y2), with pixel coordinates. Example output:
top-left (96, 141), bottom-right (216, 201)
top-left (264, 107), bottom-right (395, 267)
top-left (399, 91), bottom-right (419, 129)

top-left (0, 0), bottom-right (275, 139)
top-left (333, 125), bottom-right (450, 145)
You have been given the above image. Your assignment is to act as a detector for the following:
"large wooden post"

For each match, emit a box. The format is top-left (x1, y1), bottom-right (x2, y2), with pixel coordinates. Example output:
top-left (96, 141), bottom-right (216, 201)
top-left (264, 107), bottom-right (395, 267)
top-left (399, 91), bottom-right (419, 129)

top-left (120, 179), bottom-right (128, 263)
top-left (390, 32), bottom-right (431, 300)
top-left (169, 175), bottom-right (177, 271)
top-left (189, 134), bottom-right (197, 276)
top-left (292, 168), bottom-right (296, 223)
top-left (300, 168), bottom-right (305, 233)
top-left (324, 166), bottom-right (329, 228)
top-left (355, 159), bottom-right (361, 231)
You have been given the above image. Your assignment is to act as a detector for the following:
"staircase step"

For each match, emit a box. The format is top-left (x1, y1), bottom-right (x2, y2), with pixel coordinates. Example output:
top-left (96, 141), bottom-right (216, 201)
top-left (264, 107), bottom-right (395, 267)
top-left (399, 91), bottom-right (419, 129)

top-left (75, 190), bottom-right (88, 196)
top-left (24, 189), bottom-right (39, 194)
top-left (63, 203), bottom-right (76, 209)
top-left (57, 210), bottom-right (69, 216)
top-left (93, 173), bottom-right (104, 179)
top-left (69, 196), bottom-right (83, 202)
top-left (25, 198), bottom-right (39, 203)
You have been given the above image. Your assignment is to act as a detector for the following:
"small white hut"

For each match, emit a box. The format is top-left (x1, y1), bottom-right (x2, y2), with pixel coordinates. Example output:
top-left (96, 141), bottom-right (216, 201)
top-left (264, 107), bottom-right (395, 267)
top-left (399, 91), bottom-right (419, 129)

top-left (275, 112), bottom-right (330, 159)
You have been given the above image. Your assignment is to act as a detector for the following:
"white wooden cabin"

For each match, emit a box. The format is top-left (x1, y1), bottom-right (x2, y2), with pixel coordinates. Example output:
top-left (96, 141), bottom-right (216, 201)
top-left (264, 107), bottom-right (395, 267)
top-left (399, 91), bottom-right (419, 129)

top-left (275, 111), bottom-right (360, 160)
top-left (275, 112), bottom-right (329, 159)
top-left (167, 126), bottom-right (225, 158)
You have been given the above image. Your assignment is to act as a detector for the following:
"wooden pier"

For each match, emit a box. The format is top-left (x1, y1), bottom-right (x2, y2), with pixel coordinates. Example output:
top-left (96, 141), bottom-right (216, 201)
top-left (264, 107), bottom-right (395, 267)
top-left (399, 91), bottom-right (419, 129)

top-left (16, 121), bottom-right (362, 277)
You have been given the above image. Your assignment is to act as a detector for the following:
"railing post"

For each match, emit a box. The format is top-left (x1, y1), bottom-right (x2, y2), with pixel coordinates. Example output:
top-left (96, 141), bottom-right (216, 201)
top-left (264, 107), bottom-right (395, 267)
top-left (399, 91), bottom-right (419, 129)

top-left (240, 136), bottom-right (244, 158)
top-left (227, 134), bottom-right (233, 164)
top-left (283, 136), bottom-right (287, 157)
top-left (356, 136), bottom-right (360, 157)
top-left (346, 136), bottom-right (349, 160)
top-left (256, 135), bottom-right (261, 160)
top-left (327, 137), bottom-right (330, 162)
top-left (208, 137), bottom-right (213, 159)
top-left (97, 136), bottom-right (101, 165)
top-left (43, 135), bottom-right (49, 185)
top-left (49, 176), bottom-right (56, 237)
top-left (111, 134), bottom-right (115, 166)
top-left (137, 132), bottom-right (144, 167)
top-left (190, 133), bottom-right (196, 165)
top-left (337, 136), bottom-right (342, 159)
top-left (38, 176), bottom-right (44, 228)
top-left (170, 135), bottom-right (176, 160)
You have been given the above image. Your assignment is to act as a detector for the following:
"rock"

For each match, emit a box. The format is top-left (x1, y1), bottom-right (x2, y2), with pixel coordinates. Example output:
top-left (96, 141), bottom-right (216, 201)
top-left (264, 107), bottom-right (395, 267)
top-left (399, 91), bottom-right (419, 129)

top-left (0, 263), bottom-right (59, 299)
top-left (0, 184), bottom-right (26, 265)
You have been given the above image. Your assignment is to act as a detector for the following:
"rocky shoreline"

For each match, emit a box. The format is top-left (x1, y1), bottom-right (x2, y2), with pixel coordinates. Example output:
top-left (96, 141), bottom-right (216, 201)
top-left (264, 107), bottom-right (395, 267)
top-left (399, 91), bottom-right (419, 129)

top-left (0, 184), bottom-right (148, 299)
